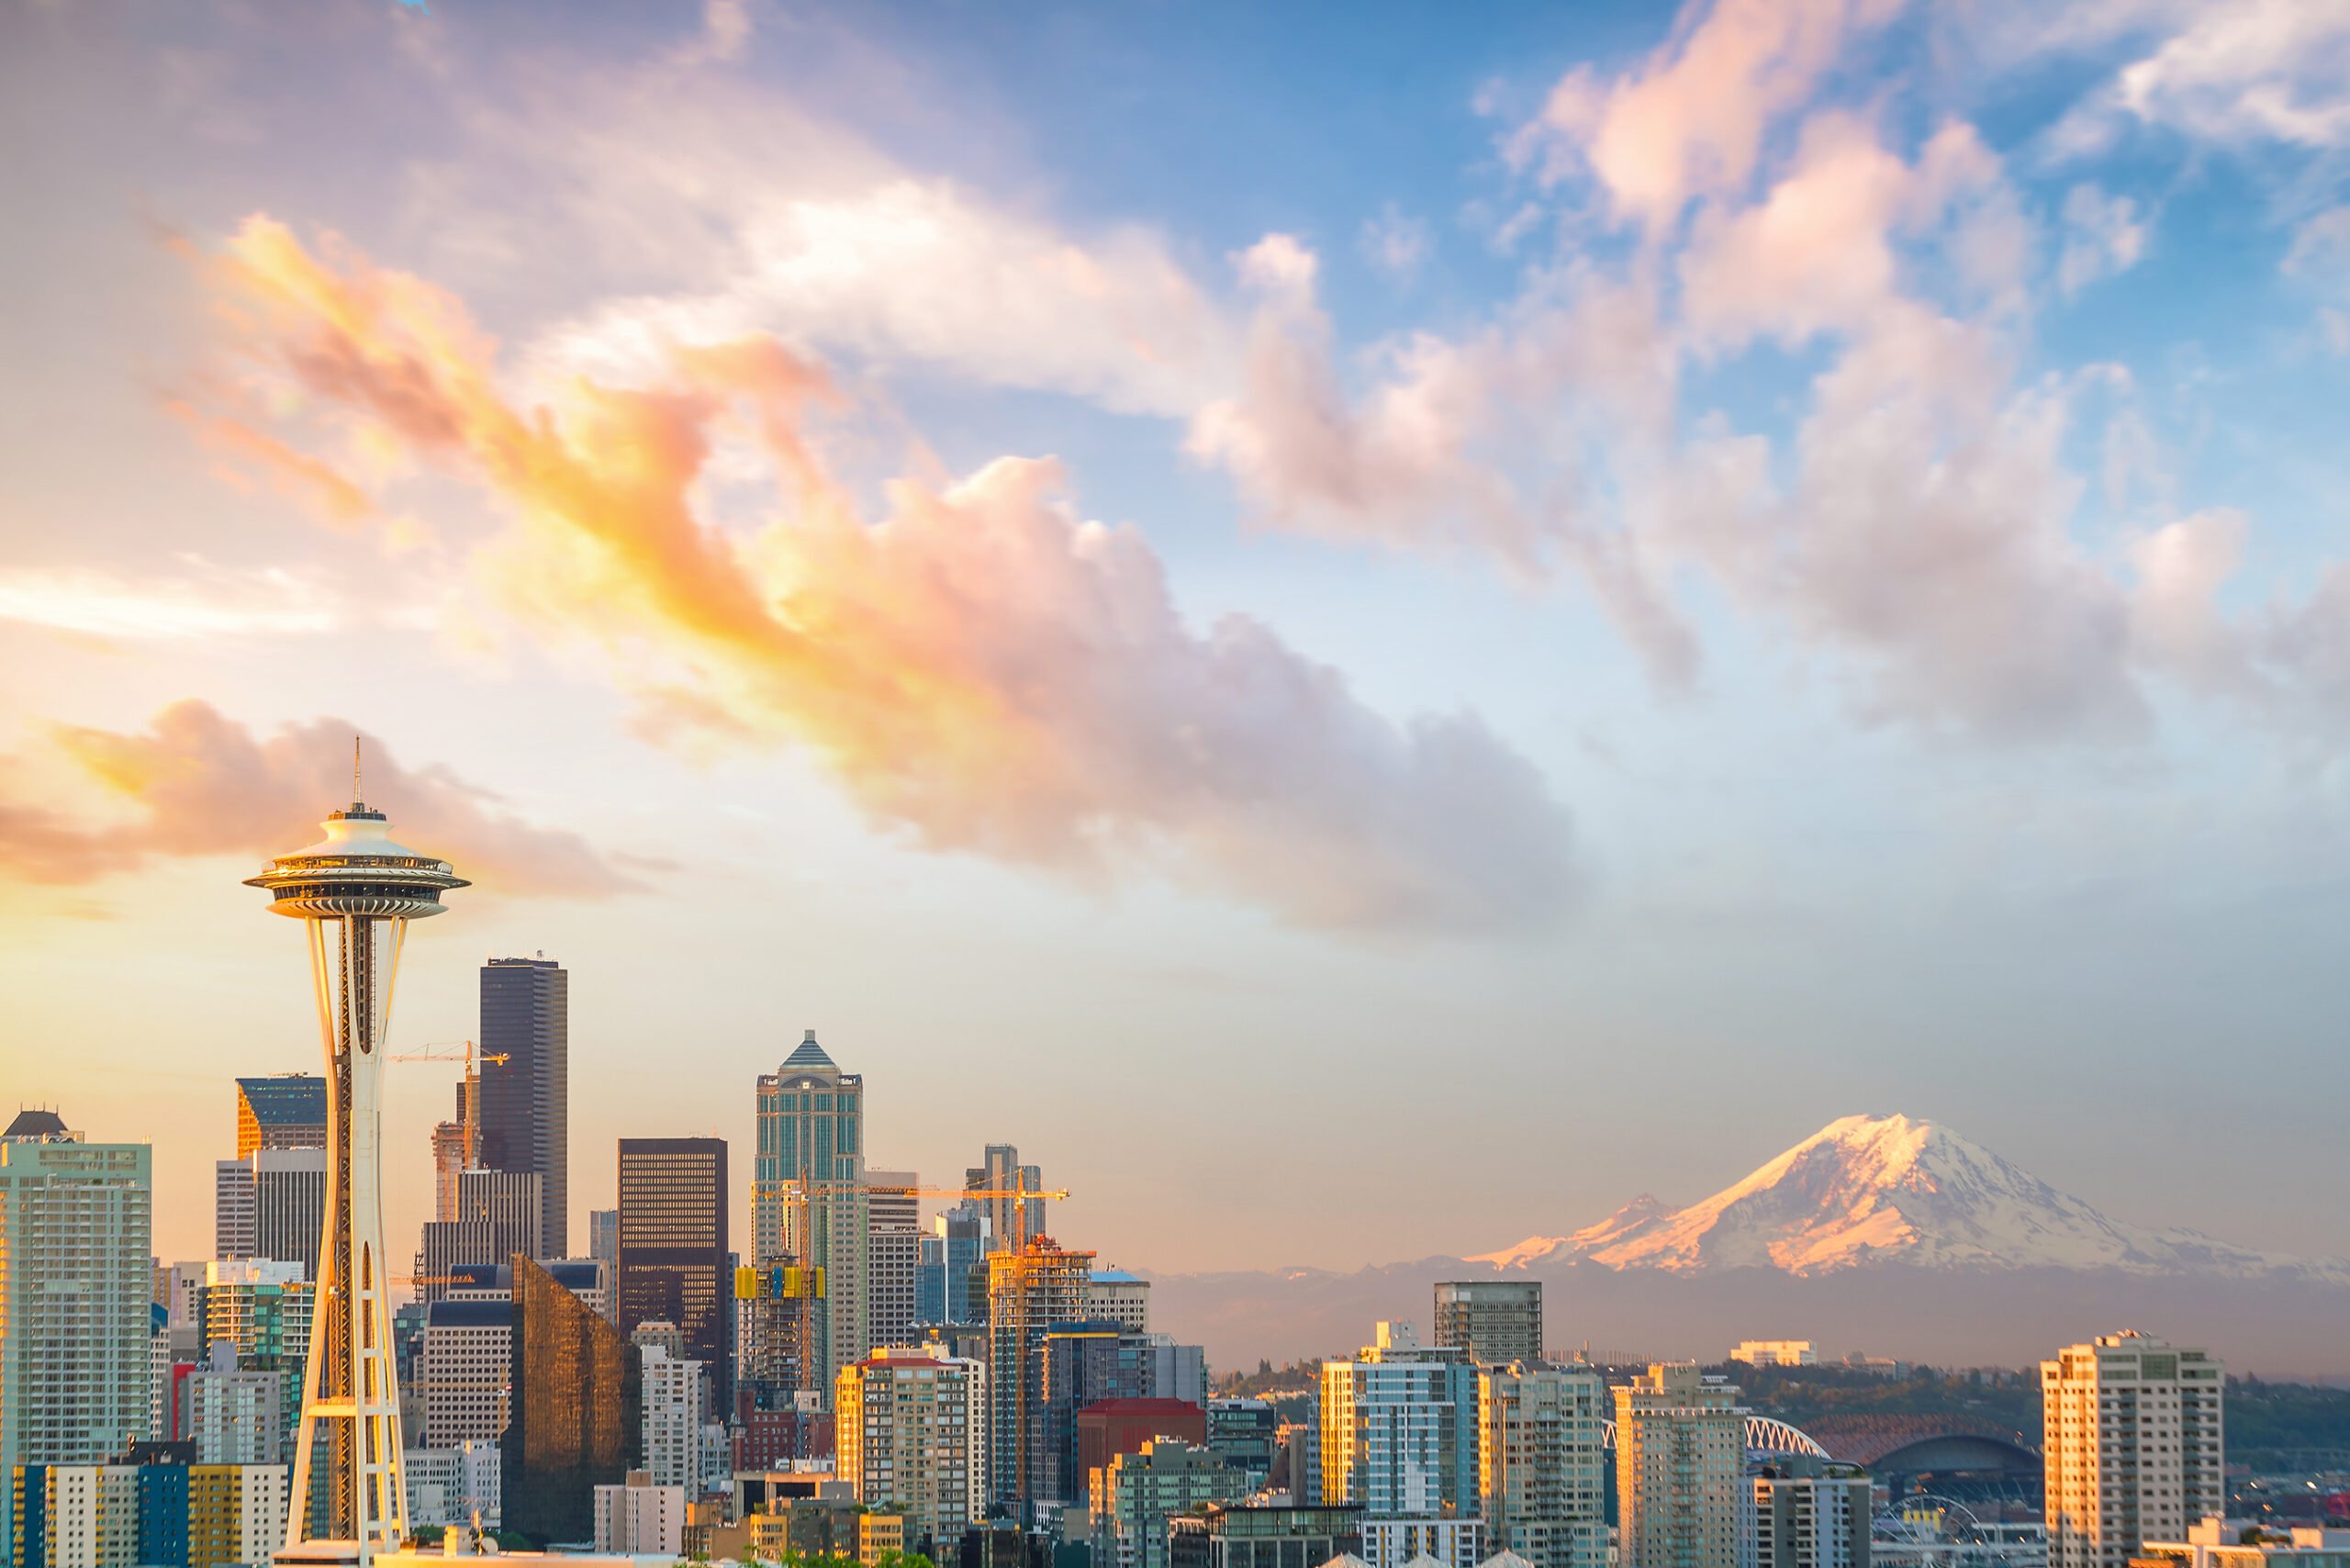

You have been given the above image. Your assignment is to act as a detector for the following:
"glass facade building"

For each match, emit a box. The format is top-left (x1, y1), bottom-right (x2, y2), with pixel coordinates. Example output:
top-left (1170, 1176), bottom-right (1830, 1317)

top-left (505, 1256), bottom-right (638, 1546)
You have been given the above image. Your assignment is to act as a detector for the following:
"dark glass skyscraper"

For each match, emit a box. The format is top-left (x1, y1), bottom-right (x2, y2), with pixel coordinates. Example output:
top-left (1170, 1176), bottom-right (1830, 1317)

top-left (479, 956), bottom-right (567, 1258)
top-left (616, 1137), bottom-right (730, 1410)
top-left (505, 1255), bottom-right (638, 1546)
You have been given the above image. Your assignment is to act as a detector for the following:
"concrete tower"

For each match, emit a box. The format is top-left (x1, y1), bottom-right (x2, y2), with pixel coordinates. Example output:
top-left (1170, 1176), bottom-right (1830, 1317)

top-left (246, 762), bottom-right (466, 1567)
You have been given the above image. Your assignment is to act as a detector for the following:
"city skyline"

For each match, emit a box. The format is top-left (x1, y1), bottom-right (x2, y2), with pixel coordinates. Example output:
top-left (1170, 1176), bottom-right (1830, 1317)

top-left (5, 0), bottom-right (2349, 1294)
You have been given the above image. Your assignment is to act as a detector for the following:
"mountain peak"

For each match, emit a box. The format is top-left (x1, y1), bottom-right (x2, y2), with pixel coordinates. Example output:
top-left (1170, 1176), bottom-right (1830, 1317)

top-left (1480, 1112), bottom-right (2339, 1280)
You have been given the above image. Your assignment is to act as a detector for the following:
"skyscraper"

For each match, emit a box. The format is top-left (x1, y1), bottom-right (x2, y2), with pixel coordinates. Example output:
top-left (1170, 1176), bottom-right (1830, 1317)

top-left (968, 1145), bottom-right (1044, 1254)
top-left (616, 1139), bottom-right (730, 1411)
top-left (1090, 1440), bottom-right (1246, 1568)
top-left (1433, 1282), bottom-right (1542, 1366)
top-left (752, 1032), bottom-right (866, 1403)
top-left (1315, 1322), bottom-right (1479, 1528)
top-left (1612, 1363), bottom-right (1746, 1568)
top-left (987, 1238), bottom-right (1095, 1509)
top-left (918, 1204), bottom-right (987, 1327)
top-left (0, 1108), bottom-right (154, 1567)
top-left (479, 956), bottom-right (568, 1260)
top-left (1038, 1321), bottom-right (1157, 1505)
top-left (1478, 1361), bottom-right (1606, 1568)
top-left (588, 1211), bottom-right (620, 1322)
top-left (2042, 1332), bottom-right (2225, 1568)
top-left (506, 1256), bottom-right (640, 1546)
top-left (867, 1169), bottom-right (922, 1358)
top-left (235, 1077), bottom-right (327, 1159)
top-left (244, 780), bottom-right (466, 1563)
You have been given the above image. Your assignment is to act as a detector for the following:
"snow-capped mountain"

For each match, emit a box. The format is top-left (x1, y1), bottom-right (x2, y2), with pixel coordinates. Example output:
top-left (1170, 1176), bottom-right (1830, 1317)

top-left (1471, 1113), bottom-right (2342, 1279)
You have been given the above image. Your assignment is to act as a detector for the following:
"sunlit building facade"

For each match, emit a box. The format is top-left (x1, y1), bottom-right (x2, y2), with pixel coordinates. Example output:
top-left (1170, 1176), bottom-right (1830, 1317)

top-left (1479, 1361), bottom-right (1606, 1568)
top-left (1433, 1282), bottom-right (1542, 1367)
top-left (506, 1256), bottom-right (641, 1545)
top-left (1613, 1363), bottom-right (1746, 1568)
top-left (2043, 1333), bottom-right (2224, 1568)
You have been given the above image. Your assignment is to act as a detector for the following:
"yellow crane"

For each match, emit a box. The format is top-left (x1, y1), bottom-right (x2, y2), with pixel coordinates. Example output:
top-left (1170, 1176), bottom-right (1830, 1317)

top-left (389, 1040), bottom-right (509, 1070)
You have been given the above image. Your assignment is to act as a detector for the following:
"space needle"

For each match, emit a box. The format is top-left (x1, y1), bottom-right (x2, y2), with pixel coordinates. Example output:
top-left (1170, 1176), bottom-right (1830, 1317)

top-left (246, 746), bottom-right (466, 1567)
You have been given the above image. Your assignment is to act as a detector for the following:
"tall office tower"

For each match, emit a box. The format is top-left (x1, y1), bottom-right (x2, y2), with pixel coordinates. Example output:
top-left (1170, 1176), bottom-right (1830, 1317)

top-left (2042, 1332), bottom-right (2225, 1568)
top-left (967, 1146), bottom-right (1044, 1254)
top-left (616, 1138), bottom-right (731, 1411)
top-left (1038, 1321), bottom-right (1157, 1504)
top-left (1434, 1282), bottom-right (1542, 1367)
top-left (1090, 1440), bottom-right (1246, 1568)
top-left (1613, 1363), bottom-right (1747, 1568)
top-left (918, 1204), bottom-right (988, 1326)
top-left (988, 1239), bottom-right (1096, 1510)
top-left (1089, 1270), bottom-right (1151, 1333)
top-left (189, 1462), bottom-right (292, 1568)
top-left (588, 1211), bottom-right (621, 1322)
top-left (1478, 1361), bottom-right (1607, 1568)
top-left (415, 1170), bottom-right (543, 1308)
top-left (835, 1348), bottom-right (985, 1553)
top-left (245, 782), bottom-right (467, 1564)
top-left (752, 1032), bottom-right (867, 1403)
top-left (867, 1169), bottom-right (922, 1357)
top-left (236, 1076), bottom-right (329, 1159)
top-left (0, 1107), bottom-right (154, 1565)
top-left (214, 1149), bottom-right (329, 1275)
top-left (1315, 1322), bottom-right (1480, 1528)
top-left (506, 1256), bottom-right (641, 1546)
top-left (1747, 1457), bottom-right (1873, 1568)
top-left (479, 956), bottom-right (568, 1260)
top-left (635, 1336), bottom-right (711, 1495)
top-left (419, 1294), bottom-right (512, 1448)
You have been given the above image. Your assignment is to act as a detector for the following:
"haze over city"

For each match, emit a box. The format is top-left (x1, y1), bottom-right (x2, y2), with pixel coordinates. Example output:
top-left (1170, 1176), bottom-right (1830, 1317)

top-left (6, 0), bottom-right (2350, 1372)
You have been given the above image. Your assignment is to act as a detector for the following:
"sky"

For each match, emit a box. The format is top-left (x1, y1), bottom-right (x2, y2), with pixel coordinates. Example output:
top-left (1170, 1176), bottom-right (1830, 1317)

top-left (2, 0), bottom-right (2348, 1291)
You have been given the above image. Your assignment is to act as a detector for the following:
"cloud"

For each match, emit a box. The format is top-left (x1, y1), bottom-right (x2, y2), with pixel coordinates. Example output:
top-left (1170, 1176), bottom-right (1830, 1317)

top-left (0, 564), bottom-right (336, 640)
top-left (1360, 203), bottom-right (1430, 281)
top-left (2283, 206), bottom-right (2350, 353)
top-left (2052, 0), bottom-right (2350, 153)
top-left (527, 178), bottom-right (1237, 420)
top-left (192, 216), bottom-right (1581, 935)
top-left (0, 700), bottom-right (640, 898)
top-left (2056, 184), bottom-right (2148, 295)
top-left (1511, 0), bottom-right (1903, 230)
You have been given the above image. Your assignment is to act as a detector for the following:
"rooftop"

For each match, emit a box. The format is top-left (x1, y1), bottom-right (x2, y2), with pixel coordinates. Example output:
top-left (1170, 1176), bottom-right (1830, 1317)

top-left (4, 1108), bottom-right (70, 1139)
top-left (237, 1076), bottom-right (327, 1126)
top-left (782, 1029), bottom-right (837, 1071)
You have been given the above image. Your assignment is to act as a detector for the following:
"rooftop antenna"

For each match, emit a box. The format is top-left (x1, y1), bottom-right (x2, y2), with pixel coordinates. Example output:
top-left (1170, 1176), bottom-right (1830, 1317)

top-left (352, 734), bottom-right (363, 804)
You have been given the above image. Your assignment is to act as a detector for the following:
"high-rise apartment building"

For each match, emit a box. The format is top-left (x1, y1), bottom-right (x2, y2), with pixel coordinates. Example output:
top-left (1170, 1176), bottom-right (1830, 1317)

top-left (635, 1335), bottom-right (711, 1496)
top-left (1747, 1457), bottom-right (1873, 1568)
top-left (2043, 1332), bottom-right (2224, 1568)
top-left (867, 1170), bottom-right (923, 1359)
top-left (182, 1347), bottom-right (287, 1466)
top-left (1203, 1400), bottom-right (1281, 1490)
top-left (1479, 1361), bottom-right (1606, 1568)
top-left (430, 1068), bottom-right (482, 1225)
top-left (480, 956), bottom-right (569, 1259)
top-left (617, 1138), bottom-right (730, 1411)
top-left (1613, 1363), bottom-right (1747, 1568)
top-left (233, 1076), bottom-right (326, 1159)
top-left (1089, 1270), bottom-right (1151, 1334)
top-left (1433, 1281), bottom-right (1542, 1367)
top-left (0, 1108), bottom-right (154, 1564)
top-left (403, 1439), bottom-right (501, 1530)
top-left (506, 1255), bottom-right (640, 1545)
top-left (988, 1239), bottom-right (1096, 1509)
top-left (593, 1471), bottom-right (685, 1555)
top-left (1090, 1440), bottom-right (1246, 1568)
top-left (753, 1032), bottom-right (867, 1405)
top-left (968, 1146), bottom-right (1044, 1254)
top-left (1315, 1322), bottom-right (1479, 1522)
top-left (835, 1348), bottom-right (984, 1554)
top-left (196, 1260), bottom-right (309, 1466)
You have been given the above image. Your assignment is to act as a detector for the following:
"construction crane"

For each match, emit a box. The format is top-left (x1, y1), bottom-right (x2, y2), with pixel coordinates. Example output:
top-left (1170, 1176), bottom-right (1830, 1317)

top-left (795, 1179), bottom-right (1070, 1255)
top-left (389, 1040), bottom-right (508, 1070)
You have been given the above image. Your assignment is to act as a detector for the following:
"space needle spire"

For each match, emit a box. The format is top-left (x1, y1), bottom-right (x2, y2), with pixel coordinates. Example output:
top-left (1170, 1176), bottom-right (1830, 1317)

top-left (247, 766), bottom-right (467, 1567)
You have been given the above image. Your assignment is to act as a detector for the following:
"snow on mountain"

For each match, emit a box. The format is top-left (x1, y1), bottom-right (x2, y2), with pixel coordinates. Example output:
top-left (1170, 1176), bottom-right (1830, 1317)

top-left (1472, 1113), bottom-right (2341, 1279)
